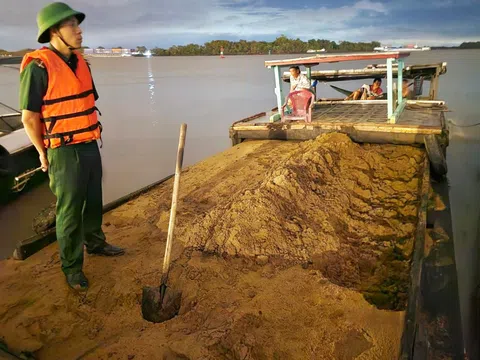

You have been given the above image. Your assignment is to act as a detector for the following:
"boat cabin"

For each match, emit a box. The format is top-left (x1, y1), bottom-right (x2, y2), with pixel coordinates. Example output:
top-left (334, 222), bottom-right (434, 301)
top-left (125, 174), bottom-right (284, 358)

top-left (229, 52), bottom-right (449, 149)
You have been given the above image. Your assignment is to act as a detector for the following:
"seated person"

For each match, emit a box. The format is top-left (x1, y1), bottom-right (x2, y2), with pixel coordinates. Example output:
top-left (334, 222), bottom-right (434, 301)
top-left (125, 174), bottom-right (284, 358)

top-left (401, 79), bottom-right (413, 99)
top-left (286, 66), bottom-right (315, 109)
top-left (289, 65), bottom-right (312, 93)
top-left (345, 77), bottom-right (383, 100)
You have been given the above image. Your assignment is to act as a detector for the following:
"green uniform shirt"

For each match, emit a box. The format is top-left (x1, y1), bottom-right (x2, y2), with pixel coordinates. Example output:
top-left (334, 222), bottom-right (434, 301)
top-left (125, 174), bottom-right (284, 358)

top-left (19, 45), bottom-right (99, 112)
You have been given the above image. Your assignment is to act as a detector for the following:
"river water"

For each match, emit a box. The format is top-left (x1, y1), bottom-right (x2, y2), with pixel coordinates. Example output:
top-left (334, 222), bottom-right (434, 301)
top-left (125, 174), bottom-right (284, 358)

top-left (1, 50), bottom-right (479, 355)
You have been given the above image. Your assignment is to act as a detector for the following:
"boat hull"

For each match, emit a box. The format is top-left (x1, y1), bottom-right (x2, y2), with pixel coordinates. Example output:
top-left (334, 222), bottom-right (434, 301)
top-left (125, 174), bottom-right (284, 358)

top-left (0, 113), bottom-right (47, 204)
top-left (0, 144), bottom-right (47, 204)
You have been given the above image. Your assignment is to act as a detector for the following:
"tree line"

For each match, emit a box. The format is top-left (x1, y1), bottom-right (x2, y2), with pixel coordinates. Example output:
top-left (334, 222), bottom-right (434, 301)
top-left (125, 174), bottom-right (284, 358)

top-left (3, 38), bottom-right (478, 57)
top-left (149, 36), bottom-right (381, 56)
top-left (459, 41), bottom-right (480, 49)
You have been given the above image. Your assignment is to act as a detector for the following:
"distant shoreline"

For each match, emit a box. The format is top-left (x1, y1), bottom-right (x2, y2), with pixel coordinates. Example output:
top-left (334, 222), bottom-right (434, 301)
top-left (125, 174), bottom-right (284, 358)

top-left (0, 56), bottom-right (21, 65)
top-left (1, 48), bottom-right (478, 64)
top-left (2, 39), bottom-right (478, 58)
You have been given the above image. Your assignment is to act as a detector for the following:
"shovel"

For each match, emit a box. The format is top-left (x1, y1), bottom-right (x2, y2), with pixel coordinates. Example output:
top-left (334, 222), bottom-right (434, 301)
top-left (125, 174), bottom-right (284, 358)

top-left (141, 123), bottom-right (187, 323)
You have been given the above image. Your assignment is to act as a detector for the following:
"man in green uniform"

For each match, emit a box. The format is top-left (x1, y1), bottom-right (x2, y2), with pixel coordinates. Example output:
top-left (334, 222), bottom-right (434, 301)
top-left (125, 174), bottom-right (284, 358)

top-left (20, 2), bottom-right (125, 291)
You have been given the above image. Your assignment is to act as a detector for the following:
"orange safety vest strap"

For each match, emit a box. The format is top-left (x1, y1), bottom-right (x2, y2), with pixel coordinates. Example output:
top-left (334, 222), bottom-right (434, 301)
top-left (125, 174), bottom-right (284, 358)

top-left (43, 89), bottom-right (95, 106)
top-left (43, 121), bottom-right (102, 146)
top-left (43, 105), bottom-right (100, 133)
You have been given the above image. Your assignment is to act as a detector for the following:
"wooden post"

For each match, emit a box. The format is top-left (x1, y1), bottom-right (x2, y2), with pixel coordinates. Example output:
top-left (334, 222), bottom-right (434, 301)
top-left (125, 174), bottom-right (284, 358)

top-left (306, 66), bottom-right (312, 81)
top-left (306, 65), bottom-right (315, 99)
top-left (273, 65), bottom-right (284, 112)
top-left (387, 58), bottom-right (394, 120)
top-left (429, 70), bottom-right (439, 100)
top-left (397, 59), bottom-right (404, 106)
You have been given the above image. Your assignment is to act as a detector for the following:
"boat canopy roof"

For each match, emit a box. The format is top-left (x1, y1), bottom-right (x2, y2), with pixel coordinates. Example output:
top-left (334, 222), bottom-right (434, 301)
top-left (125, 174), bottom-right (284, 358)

top-left (265, 51), bottom-right (410, 67)
top-left (281, 62), bottom-right (447, 82)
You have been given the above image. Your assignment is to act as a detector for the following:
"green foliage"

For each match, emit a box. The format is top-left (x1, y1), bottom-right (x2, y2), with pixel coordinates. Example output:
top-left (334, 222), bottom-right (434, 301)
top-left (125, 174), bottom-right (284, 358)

top-left (150, 36), bottom-right (382, 56)
top-left (459, 41), bottom-right (480, 49)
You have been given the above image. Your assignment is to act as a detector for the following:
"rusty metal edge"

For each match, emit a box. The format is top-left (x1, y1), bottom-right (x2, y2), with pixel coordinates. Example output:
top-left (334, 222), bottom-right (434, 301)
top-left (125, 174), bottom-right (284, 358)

top-left (399, 156), bottom-right (430, 359)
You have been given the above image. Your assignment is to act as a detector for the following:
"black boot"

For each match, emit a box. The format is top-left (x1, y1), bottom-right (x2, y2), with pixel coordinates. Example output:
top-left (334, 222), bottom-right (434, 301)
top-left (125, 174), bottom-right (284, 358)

top-left (87, 243), bottom-right (125, 256)
top-left (66, 271), bottom-right (89, 291)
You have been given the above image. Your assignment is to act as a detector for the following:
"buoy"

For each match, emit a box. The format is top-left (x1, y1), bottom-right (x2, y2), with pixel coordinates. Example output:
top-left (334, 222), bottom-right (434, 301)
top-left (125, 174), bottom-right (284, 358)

top-left (220, 46), bottom-right (225, 58)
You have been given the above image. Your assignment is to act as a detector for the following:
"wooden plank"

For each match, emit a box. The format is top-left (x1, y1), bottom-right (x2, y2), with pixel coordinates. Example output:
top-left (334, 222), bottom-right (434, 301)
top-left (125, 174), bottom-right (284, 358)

top-left (231, 122), bottom-right (443, 134)
top-left (429, 69), bottom-right (440, 100)
top-left (265, 52), bottom-right (410, 67)
top-left (230, 127), bottom-right (433, 145)
top-left (231, 111), bottom-right (267, 126)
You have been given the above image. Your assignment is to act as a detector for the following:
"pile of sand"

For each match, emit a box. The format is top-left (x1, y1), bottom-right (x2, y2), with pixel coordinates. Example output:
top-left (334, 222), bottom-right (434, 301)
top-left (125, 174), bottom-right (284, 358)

top-left (179, 133), bottom-right (424, 309)
top-left (0, 134), bottom-right (426, 359)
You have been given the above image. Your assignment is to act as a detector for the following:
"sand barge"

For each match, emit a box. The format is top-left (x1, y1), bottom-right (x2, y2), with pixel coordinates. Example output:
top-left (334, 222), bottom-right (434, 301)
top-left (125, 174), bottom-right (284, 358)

top-left (0, 50), bottom-right (465, 360)
top-left (0, 134), bottom-right (430, 359)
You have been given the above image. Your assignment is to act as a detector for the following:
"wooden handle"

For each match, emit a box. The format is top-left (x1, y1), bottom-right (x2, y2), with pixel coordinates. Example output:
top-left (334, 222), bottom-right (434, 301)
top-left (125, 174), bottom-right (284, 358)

top-left (161, 123), bottom-right (187, 284)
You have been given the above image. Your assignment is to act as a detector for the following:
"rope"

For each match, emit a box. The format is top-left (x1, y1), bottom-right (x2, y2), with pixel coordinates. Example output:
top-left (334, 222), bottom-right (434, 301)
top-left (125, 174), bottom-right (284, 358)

top-left (404, 104), bottom-right (447, 112)
top-left (448, 120), bottom-right (480, 128)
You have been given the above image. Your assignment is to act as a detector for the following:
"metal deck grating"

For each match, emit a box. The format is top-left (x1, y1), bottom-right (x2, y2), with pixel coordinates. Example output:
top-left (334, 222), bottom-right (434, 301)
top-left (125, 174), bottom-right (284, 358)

top-left (397, 108), bottom-right (443, 127)
top-left (312, 103), bottom-right (388, 123)
top-left (238, 102), bottom-right (443, 129)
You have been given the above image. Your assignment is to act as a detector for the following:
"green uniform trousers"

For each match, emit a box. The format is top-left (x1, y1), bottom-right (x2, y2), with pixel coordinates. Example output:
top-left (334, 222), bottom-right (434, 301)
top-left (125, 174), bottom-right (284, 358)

top-left (47, 141), bottom-right (106, 275)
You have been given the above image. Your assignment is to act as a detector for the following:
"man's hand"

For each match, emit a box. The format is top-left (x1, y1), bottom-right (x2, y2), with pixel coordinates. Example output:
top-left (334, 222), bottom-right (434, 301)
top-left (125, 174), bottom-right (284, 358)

top-left (39, 152), bottom-right (49, 172)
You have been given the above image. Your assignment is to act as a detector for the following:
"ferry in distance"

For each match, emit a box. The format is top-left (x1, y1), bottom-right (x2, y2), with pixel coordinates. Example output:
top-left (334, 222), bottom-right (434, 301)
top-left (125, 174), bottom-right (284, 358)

top-left (374, 44), bottom-right (431, 52)
top-left (307, 48), bottom-right (326, 53)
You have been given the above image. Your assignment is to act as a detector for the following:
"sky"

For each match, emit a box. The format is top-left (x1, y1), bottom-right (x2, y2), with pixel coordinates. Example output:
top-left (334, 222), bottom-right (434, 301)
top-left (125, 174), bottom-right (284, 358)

top-left (0, 0), bottom-right (479, 50)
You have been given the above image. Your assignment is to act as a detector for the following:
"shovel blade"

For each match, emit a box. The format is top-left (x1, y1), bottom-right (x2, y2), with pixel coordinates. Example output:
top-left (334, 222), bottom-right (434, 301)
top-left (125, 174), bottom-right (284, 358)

top-left (141, 286), bottom-right (182, 323)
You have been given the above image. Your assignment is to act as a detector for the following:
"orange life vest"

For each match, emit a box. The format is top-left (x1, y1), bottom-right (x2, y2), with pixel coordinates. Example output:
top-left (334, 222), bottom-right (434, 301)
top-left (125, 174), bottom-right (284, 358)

top-left (20, 47), bottom-right (101, 149)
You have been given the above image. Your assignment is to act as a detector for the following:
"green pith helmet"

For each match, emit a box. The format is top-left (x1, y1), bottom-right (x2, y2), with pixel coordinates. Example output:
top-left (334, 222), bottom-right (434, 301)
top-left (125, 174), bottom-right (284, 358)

top-left (36, 2), bottom-right (85, 43)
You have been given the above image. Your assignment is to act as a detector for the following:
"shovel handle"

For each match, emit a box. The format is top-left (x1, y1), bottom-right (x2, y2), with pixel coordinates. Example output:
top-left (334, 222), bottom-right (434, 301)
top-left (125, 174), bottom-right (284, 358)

top-left (161, 123), bottom-right (187, 285)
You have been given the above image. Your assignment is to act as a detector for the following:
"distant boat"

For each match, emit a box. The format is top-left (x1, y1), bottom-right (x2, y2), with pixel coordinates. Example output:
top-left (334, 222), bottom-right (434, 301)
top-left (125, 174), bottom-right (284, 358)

top-left (374, 44), bottom-right (431, 52)
top-left (307, 48), bottom-right (326, 53)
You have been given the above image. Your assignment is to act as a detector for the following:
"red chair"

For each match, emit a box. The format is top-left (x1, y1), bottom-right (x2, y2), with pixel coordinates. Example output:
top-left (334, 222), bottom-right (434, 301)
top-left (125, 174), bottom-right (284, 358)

top-left (281, 90), bottom-right (315, 123)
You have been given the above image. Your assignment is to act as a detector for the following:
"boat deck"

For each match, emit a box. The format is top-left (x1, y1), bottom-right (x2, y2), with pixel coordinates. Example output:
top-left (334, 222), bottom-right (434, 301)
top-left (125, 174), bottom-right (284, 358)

top-left (229, 101), bottom-right (447, 146)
